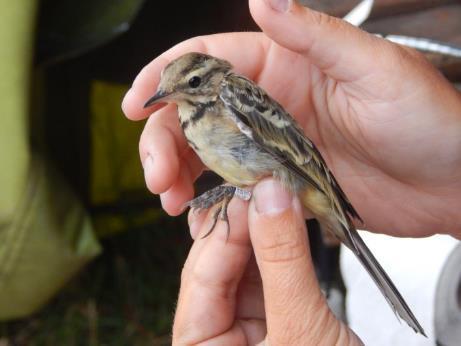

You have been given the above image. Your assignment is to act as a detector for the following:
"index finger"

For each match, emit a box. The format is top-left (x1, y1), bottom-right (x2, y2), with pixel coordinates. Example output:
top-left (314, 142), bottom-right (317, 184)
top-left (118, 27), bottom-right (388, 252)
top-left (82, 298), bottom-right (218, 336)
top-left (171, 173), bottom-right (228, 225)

top-left (173, 198), bottom-right (252, 344)
top-left (122, 32), bottom-right (269, 121)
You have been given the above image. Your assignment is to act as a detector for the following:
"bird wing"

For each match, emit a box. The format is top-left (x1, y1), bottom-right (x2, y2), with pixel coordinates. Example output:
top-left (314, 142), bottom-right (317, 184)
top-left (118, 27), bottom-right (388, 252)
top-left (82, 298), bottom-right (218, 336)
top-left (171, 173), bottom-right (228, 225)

top-left (219, 73), bottom-right (362, 223)
top-left (220, 73), bottom-right (426, 336)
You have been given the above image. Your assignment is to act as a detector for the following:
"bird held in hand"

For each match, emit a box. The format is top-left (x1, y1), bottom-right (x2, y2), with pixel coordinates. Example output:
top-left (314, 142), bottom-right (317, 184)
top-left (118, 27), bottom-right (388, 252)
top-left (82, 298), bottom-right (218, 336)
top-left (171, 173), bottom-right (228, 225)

top-left (144, 52), bottom-right (425, 336)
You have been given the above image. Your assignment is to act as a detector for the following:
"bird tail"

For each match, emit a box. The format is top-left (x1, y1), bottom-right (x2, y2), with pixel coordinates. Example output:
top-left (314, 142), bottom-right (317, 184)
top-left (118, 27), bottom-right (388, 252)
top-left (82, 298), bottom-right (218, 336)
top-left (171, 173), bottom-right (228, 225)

top-left (346, 226), bottom-right (426, 336)
top-left (299, 185), bottom-right (425, 335)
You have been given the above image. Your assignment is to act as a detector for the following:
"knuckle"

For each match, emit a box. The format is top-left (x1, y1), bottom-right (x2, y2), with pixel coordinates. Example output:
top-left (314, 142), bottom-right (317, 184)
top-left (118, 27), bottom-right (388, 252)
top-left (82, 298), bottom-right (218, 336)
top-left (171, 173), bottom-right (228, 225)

top-left (190, 267), bottom-right (232, 300)
top-left (382, 41), bottom-right (427, 70)
top-left (270, 308), bottom-right (315, 345)
top-left (271, 299), bottom-right (337, 345)
top-left (308, 9), bottom-right (338, 28)
top-left (258, 229), bottom-right (307, 264)
top-left (272, 325), bottom-right (309, 345)
top-left (387, 43), bottom-right (414, 65)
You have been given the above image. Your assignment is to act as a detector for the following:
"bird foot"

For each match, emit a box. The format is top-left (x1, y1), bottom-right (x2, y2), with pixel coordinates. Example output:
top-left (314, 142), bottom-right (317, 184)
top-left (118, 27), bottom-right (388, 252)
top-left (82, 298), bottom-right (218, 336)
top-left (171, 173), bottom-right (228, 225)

top-left (185, 185), bottom-right (251, 239)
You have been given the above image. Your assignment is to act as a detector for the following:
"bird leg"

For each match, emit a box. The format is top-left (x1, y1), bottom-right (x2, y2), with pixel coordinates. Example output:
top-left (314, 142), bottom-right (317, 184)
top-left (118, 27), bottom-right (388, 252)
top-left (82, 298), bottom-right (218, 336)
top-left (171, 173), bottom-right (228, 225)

top-left (185, 184), bottom-right (251, 238)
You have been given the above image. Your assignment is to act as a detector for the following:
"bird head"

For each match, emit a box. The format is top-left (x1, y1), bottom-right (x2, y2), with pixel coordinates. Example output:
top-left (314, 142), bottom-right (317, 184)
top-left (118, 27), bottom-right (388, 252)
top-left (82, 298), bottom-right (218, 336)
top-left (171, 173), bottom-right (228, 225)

top-left (144, 52), bottom-right (232, 107)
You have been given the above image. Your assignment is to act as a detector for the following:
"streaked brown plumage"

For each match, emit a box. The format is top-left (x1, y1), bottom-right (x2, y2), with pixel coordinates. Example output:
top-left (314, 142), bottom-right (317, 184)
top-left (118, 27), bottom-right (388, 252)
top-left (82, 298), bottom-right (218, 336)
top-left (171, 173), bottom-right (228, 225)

top-left (144, 52), bottom-right (425, 335)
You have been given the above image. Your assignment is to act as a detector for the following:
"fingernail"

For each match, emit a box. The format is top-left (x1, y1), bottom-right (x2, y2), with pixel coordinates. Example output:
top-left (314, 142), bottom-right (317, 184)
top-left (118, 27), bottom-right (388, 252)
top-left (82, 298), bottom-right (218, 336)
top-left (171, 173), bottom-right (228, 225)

top-left (266, 0), bottom-right (291, 12)
top-left (254, 179), bottom-right (293, 215)
top-left (143, 154), bottom-right (154, 171)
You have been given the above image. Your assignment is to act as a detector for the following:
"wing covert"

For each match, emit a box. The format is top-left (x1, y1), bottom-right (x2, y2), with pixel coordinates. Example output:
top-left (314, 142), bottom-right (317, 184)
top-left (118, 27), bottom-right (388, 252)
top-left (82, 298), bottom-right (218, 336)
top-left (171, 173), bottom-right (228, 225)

top-left (219, 73), bottom-right (362, 223)
top-left (219, 73), bottom-right (323, 190)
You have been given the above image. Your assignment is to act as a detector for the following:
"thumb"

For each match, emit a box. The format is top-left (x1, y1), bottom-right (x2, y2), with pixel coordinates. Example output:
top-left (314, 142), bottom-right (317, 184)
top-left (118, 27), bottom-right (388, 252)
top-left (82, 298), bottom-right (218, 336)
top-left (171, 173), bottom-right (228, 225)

top-left (248, 179), bottom-right (342, 343)
top-left (249, 0), bottom-right (389, 81)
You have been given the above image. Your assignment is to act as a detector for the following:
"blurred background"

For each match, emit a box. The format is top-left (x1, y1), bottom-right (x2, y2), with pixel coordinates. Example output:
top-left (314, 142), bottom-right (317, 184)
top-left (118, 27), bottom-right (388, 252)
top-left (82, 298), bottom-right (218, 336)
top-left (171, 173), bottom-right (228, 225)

top-left (0, 0), bottom-right (460, 345)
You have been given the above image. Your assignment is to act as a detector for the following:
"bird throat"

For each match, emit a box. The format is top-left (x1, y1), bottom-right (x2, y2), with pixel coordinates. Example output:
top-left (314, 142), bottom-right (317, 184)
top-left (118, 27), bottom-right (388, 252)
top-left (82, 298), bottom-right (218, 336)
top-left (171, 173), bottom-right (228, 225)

top-left (177, 99), bottom-right (216, 132)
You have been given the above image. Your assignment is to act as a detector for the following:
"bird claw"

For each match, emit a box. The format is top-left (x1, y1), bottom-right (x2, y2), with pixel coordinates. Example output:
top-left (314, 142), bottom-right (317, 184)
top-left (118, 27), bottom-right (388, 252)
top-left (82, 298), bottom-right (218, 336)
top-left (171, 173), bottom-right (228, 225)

top-left (184, 184), bottom-right (251, 238)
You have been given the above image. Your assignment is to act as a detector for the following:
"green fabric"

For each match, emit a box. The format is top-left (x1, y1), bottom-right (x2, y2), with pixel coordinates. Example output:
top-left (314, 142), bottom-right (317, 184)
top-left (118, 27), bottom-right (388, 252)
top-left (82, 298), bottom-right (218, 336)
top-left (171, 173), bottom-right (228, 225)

top-left (0, 158), bottom-right (101, 319)
top-left (89, 80), bottom-right (162, 237)
top-left (90, 81), bottom-right (145, 207)
top-left (0, 0), bottom-right (101, 319)
top-left (0, 0), bottom-right (34, 223)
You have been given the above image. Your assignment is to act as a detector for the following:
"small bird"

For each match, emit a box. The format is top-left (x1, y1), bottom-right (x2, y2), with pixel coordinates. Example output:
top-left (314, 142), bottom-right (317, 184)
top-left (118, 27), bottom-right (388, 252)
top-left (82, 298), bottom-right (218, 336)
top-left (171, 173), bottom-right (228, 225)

top-left (144, 52), bottom-right (425, 335)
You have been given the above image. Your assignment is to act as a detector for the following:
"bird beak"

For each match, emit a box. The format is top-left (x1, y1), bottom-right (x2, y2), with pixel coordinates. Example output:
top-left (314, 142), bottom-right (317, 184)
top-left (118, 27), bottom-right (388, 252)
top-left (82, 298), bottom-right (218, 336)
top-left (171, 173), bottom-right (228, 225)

top-left (143, 90), bottom-right (170, 108)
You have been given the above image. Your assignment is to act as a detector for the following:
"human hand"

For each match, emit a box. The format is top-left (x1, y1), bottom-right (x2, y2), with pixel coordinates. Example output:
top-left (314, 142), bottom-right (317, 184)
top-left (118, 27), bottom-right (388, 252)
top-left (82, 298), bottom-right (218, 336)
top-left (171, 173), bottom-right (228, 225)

top-left (122, 0), bottom-right (461, 238)
top-left (173, 178), bottom-right (362, 345)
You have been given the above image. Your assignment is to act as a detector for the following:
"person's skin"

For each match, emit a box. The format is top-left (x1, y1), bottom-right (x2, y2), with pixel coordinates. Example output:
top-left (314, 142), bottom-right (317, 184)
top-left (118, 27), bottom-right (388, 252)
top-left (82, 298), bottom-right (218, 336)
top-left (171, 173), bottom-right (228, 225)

top-left (122, 0), bottom-right (461, 343)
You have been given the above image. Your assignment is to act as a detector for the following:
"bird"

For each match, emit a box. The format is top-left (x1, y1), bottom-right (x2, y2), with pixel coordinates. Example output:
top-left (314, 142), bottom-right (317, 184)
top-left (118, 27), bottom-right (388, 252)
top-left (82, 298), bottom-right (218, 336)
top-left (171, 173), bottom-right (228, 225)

top-left (143, 52), bottom-right (426, 336)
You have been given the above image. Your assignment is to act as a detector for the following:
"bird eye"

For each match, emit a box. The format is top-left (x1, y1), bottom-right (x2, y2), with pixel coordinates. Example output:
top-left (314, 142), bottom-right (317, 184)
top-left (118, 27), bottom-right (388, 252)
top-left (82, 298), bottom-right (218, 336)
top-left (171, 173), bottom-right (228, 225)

top-left (188, 76), bottom-right (201, 88)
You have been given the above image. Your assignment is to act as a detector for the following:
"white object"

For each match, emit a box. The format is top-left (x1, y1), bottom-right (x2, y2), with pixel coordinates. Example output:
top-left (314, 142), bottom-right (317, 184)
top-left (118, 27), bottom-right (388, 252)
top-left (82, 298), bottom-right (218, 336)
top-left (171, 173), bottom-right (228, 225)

top-left (386, 35), bottom-right (461, 58)
top-left (341, 231), bottom-right (458, 345)
top-left (343, 1), bottom-right (461, 58)
top-left (343, 0), bottom-right (374, 26)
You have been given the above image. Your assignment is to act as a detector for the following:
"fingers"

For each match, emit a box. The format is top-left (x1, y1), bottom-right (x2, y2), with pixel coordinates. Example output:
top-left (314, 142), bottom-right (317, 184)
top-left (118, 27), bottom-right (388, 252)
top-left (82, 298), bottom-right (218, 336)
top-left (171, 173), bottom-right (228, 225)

top-left (250, 0), bottom-right (391, 82)
top-left (140, 104), bottom-right (182, 193)
top-left (235, 255), bottom-right (265, 320)
top-left (139, 103), bottom-right (204, 214)
top-left (173, 198), bottom-right (252, 345)
top-left (123, 32), bottom-right (272, 214)
top-left (159, 155), bottom-right (196, 216)
top-left (188, 210), bottom-right (266, 321)
top-left (248, 179), bottom-right (357, 345)
top-left (122, 32), bottom-right (268, 121)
